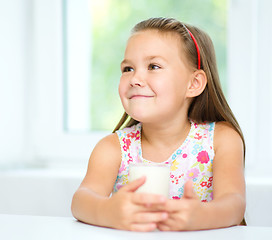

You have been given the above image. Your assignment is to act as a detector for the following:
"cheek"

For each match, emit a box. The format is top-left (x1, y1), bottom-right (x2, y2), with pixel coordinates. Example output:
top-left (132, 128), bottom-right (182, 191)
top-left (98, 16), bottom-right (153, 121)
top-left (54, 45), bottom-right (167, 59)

top-left (118, 79), bottom-right (127, 101)
top-left (154, 76), bottom-right (187, 103)
top-left (150, 77), bottom-right (175, 97)
top-left (118, 83), bottom-right (122, 97)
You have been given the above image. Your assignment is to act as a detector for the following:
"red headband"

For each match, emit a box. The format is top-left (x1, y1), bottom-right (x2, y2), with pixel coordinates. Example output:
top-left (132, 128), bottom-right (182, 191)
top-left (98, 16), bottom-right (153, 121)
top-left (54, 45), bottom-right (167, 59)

top-left (182, 24), bottom-right (201, 70)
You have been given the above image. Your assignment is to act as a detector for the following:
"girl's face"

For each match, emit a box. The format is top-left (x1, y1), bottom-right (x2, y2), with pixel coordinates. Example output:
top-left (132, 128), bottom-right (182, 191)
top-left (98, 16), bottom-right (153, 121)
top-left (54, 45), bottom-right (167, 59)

top-left (119, 30), bottom-right (194, 125)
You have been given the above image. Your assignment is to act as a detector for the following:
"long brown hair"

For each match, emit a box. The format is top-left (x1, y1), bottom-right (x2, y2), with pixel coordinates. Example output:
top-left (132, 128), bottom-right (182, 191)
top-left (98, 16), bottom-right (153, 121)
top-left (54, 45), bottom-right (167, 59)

top-left (114, 17), bottom-right (245, 150)
top-left (114, 17), bottom-right (246, 225)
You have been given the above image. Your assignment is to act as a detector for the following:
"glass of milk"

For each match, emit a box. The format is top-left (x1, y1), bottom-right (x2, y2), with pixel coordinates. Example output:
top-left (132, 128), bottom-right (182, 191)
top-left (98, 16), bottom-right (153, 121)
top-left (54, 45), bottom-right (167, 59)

top-left (129, 163), bottom-right (170, 197)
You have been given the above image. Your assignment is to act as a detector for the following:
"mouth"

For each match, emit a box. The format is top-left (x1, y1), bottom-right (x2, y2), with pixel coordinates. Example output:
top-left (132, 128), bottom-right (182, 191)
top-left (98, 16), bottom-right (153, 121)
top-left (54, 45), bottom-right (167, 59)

top-left (129, 95), bottom-right (154, 99)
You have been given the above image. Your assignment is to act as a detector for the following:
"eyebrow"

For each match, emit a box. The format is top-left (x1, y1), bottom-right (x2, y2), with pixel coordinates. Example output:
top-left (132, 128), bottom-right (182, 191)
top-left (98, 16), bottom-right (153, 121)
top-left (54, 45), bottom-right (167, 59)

top-left (121, 56), bottom-right (167, 66)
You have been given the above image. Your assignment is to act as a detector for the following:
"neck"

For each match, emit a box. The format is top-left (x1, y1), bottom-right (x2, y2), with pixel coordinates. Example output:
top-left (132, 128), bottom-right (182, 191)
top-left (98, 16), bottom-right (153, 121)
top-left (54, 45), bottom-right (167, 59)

top-left (141, 117), bottom-right (191, 162)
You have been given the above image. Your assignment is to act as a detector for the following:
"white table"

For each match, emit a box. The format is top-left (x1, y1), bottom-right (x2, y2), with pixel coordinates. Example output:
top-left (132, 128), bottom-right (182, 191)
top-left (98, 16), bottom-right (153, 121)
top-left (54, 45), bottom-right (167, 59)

top-left (0, 214), bottom-right (271, 240)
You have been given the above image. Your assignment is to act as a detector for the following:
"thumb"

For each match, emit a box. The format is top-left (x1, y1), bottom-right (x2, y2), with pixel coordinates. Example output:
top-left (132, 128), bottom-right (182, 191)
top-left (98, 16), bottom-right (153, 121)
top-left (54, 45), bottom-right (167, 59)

top-left (183, 180), bottom-right (197, 199)
top-left (121, 176), bottom-right (146, 192)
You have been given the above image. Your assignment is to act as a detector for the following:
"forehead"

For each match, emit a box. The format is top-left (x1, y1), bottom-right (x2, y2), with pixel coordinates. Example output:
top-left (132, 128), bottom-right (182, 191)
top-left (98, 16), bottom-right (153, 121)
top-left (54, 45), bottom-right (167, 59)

top-left (125, 30), bottom-right (184, 60)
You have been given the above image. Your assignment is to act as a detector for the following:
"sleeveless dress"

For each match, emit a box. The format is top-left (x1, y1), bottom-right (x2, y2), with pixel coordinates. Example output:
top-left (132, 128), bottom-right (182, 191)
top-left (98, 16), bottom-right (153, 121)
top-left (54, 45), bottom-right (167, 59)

top-left (113, 120), bottom-right (215, 202)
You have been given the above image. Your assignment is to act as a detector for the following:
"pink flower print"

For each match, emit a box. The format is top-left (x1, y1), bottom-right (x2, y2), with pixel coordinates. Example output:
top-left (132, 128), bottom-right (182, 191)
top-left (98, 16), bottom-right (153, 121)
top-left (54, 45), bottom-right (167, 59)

top-left (174, 175), bottom-right (183, 184)
top-left (122, 138), bottom-right (131, 151)
top-left (170, 174), bottom-right (174, 178)
top-left (116, 183), bottom-right (123, 190)
top-left (208, 177), bottom-right (213, 182)
top-left (127, 130), bottom-right (140, 140)
top-left (201, 200), bottom-right (208, 202)
top-left (207, 182), bottom-right (212, 188)
top-left (186, 168), bottom-right (200, 179)
top-left (200, 181), bottom-right (207, 187)
top-left (194, 133), bottom-right (202, 140)
top-left (135, 130), bottom-right (140, 140)
top-left (203, 129), bottom-right (209, 138)
top-left (172, 196), bottom-right (180, 200)
top-left (197, 151), bottom-right (210, 164)
top-left (127, 153), bottom-right (133, 164)
top-left (119, 161), bottom-right (126, 174)
top-left (127, 132), bottom-right (135, 138)
top-left (194, 123), bottom-right (198, 129)
top-left (182, 153), bottom-right (187, 158)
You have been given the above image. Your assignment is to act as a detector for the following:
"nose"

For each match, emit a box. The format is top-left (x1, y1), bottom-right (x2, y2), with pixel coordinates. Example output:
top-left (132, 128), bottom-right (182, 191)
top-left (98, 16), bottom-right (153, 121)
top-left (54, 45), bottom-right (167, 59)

top-left (130, 81), bottom-right (142, 87)
top-left (129, 71), bottom-right (145, 87)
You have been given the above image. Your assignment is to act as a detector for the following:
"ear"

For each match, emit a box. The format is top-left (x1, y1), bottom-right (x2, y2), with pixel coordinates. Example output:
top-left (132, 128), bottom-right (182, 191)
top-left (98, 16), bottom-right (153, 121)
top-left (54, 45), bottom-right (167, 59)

top-left (186, 70), bottom-right (207, 98)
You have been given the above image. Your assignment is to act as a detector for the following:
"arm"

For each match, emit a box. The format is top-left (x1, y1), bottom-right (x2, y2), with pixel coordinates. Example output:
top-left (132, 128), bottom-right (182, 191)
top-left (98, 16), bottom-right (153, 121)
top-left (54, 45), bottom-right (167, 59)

top-left (157, 122), bottom-right (246, 231)
top-left (203, 121), bottom-right (246, 227)
top-left (71, 133), bottom-right (168, 231)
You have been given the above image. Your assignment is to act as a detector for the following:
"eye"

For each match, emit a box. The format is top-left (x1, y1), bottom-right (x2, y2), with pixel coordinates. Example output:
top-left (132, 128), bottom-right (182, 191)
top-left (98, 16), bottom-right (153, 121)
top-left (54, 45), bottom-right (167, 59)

top-left (122, 66), bottom-right (134, 73)
top-left (148, 64), bottom-right (160, 70)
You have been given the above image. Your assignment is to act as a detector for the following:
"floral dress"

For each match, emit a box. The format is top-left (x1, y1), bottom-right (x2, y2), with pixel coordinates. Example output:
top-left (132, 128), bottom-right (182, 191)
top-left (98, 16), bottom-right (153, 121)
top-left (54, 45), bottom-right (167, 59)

top-left (113, 120), bottom-right (215, 202)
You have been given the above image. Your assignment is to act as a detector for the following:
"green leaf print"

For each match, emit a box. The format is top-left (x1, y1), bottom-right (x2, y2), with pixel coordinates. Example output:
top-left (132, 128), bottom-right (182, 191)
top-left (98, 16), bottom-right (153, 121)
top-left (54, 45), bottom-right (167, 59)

top-left (191, 162), bottom-right (199, 168)
top-left (199, 164), bottom-right (204, 172)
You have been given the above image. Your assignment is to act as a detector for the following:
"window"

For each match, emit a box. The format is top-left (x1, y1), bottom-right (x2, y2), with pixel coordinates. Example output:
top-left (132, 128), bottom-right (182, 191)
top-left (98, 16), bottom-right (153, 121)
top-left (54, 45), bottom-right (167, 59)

top-left (14, 0), bottom-right (271, 175)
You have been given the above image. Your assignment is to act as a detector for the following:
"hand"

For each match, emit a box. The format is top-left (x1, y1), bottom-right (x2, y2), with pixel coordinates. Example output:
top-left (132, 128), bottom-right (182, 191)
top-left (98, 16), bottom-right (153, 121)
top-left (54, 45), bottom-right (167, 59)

top-left (157, 180), bottom-right (204, 231)
top-left (103, 176), bottom-right (168, 231)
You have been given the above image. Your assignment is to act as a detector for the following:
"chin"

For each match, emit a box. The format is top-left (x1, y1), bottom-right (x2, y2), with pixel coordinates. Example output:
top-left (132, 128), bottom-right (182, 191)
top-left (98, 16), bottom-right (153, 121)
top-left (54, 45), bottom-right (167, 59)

top-left (131, 114), bottom-right (158, 124)
top-left (126, 106), bottom-right (156, 123)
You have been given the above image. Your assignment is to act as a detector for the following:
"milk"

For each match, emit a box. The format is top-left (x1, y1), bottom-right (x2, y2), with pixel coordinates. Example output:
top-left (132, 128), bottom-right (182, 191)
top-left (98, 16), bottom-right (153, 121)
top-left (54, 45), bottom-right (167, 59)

top-left (129, 163), bottom-right (170, 197)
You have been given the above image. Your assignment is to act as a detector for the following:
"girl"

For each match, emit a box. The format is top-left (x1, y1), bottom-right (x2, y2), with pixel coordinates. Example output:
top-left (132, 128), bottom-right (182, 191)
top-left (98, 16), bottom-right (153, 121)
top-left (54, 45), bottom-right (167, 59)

top-left (71, 17), bottom-right (246, 232)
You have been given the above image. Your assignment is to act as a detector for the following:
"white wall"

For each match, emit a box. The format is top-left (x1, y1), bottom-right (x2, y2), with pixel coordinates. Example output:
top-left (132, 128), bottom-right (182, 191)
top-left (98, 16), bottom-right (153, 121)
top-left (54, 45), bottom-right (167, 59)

top-left (0, 0), bottom-right (31, 166)
top-left (0, 169), bottom-right (84, 217)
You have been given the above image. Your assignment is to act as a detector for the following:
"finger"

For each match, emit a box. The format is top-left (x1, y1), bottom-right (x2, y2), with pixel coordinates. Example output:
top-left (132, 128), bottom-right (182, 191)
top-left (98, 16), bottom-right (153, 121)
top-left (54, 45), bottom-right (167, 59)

top-left (163, 198), bottom-right (186, 212)
top-left (121, 176), bottom-right (146, 192)
top-left (132, 193), bottom-right (167, 207)
top-left (157, 223), bottom-right (171, 231)
top-left (133, 211), bottom-right (168, 224)
top-left (157, 216), bottom-right (177, 231)
top-left (183, 180), bottom-right (198, 199)
top-left (130, 223), bottom-right (157, 232)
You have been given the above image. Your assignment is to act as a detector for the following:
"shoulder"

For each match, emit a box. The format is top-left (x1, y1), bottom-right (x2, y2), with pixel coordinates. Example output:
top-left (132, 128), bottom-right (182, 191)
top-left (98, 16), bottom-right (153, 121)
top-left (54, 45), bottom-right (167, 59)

top-left (214, 121), bottom-right (244, 155)
top-left (212, 122), bottom-right (245, 203)
top-left (214, 121), bottom-right (241, 141)
top-left (92, 133), bottom-right (121, 160)
top-left (88, 133), bottom-right (122, 175)
top-left (82, 133), bottom-right (121, 196)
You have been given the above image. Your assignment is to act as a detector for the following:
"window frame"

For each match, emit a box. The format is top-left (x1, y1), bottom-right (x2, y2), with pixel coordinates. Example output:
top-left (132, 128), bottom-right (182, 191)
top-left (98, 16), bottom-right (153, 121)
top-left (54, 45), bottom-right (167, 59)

top-left (227, 0), bottom-right (272, 175)
top-left (29, 0), bottom-right (108, 167)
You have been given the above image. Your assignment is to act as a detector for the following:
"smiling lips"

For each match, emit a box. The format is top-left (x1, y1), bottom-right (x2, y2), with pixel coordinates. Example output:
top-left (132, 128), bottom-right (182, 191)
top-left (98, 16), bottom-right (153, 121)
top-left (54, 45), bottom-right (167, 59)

top-left (129, 95), bottom-right (154, 99)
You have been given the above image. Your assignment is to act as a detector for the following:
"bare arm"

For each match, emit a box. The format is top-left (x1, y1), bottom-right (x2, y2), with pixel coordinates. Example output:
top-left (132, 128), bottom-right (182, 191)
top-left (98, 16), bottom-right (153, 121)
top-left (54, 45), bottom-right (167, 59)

top-left (157, 122), bottom-right (246, 231)
top-left (205, 121), bottom-right (245, 227)
top-left (71, 133), bottom-right (168, 231)
top-left (71, 134), bottom-right (121, 225)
